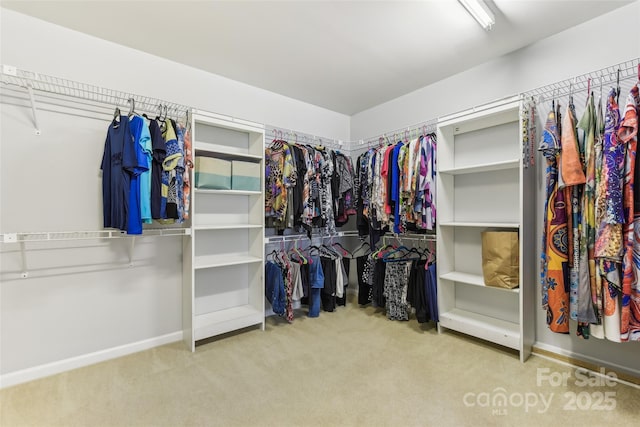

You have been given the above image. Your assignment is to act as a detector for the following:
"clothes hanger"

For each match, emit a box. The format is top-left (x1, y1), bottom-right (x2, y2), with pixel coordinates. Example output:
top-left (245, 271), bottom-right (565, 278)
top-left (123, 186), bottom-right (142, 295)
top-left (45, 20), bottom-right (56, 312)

top-left (185, 109), bottom-right (192, 132)
top-left (112, 105), bottom-right (121, 125)
top-left (266, 249), bottom-right (279, 262)
top-left (289, 240), bottom-right (308, 264)
top-left (331, 241), bottom-right (351, 258)
top-left (568, 80), bottom-right (574, 107)
top-left (127, 98), bottom-right (136, 117)
top-left (155, 103), bottom-right (164, 121)
top-left (616, 68), bottom-right (622, 104)
top-left (351, 239), bottom-right (370, 257)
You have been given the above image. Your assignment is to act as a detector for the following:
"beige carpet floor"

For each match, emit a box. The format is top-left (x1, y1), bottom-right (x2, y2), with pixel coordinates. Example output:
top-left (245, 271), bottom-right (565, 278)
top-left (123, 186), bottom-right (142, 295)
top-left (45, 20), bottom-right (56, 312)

top-left (2, 296), bottom-right (639, 427)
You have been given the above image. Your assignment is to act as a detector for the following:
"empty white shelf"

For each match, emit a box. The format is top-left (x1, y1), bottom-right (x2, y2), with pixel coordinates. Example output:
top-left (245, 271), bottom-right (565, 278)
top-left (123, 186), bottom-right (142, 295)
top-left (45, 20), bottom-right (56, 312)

top-left (194, 141), bottom-right (263, 160)
top-left (194, 305), bottom-right (263, 341)
top-left (194, 188), bottom-right (262, 196)
top-left (439, 221), bottom-right (520, 228)
top-left (439, 308), bottom-right (520, 350)
top-left (193, 224), bottom-right (263, 231)
top-left (439, 159), bottom-right (519, 175)
top-left (194, 254), bottom-right (263, 269)
top-left (440, 271), bottom-right (519, 293)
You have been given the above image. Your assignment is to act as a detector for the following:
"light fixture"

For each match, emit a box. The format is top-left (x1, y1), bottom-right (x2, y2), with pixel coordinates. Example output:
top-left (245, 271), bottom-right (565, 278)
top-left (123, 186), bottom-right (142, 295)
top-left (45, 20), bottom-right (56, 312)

top-left (458, 0), bottom-right (495, 30)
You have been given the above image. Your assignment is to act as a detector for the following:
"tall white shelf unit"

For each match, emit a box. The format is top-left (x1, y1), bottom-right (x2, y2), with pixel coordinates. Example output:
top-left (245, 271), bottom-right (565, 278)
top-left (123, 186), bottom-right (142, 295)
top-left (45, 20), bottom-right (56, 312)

top-left (183, 111), bottom-right (265, 351)
top-left (436, 97), bottom-right (536, 362)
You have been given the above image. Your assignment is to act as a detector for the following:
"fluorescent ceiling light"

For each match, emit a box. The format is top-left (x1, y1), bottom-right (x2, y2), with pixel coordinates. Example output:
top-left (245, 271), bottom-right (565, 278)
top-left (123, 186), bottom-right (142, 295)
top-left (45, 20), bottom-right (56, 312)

top-left (458, 0), bottom-right (495, 30)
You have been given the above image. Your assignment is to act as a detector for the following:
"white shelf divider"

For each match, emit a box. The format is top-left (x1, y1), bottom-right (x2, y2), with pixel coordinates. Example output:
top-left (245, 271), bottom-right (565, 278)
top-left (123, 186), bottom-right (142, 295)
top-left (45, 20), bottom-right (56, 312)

top-left (194, 141), bottom-right (263, 160)
top-left (439, 308), bottom-right (520, 350)
top-left (438, 221), bottom-right (520, 228)
top-left (439, 159), bottom-right (519, 175)
top-left (440, 271), bottom-right (519, 293)
top-left (194, 254), bottom-right (262, 270)
top-left (194, 189), bottom-right (262, 196)
top-left (194, 305), bottom-right (264, 341)
top-left (193, 224), bottom-right (262, 231)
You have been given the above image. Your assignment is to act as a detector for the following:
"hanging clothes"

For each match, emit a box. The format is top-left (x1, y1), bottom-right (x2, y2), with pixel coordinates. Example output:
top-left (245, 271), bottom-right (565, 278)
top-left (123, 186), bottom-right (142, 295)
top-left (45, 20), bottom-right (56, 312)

top-left (101, 116), bottom-right (137, 232)
top-left (539, 106), bottom-right (570, 334)
top-left (265, 138), bottom-right (355, 235)
top-left (354, 133), bottom-right (437, 242)
top-left (619, 84), bottom-right (640, 341)
top-left (181, 122), bottom-right (193, 220)
top-left (160, 120), bottom-right (182, 221)
top-left (383, 261), bottom-right (412, 321)
top-left (148, 119), bottom-right (166, 220)
top-left (265, 261), bottom-right (286, 317)
top-left (576, 93), bottom-right (599, 327)
top-left (596, 89), bottom-right (624, 342)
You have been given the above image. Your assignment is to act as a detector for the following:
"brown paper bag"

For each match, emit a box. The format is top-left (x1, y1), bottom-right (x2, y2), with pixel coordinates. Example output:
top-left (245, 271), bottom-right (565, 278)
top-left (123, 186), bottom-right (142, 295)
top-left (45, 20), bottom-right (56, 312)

top-left (481, 231), bottom-right (519, 289)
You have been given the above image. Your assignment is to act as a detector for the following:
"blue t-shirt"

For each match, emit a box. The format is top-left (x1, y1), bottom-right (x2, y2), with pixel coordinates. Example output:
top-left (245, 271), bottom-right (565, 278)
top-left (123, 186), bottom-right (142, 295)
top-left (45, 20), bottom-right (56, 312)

top-left (127, 116), bottom-right (150, 234)
top-left (132, 117), bottom-right (153, 223)
top-left (391, 142), bottom-right (404, 233)
top-left (101, 116), bottom-right (137, 231)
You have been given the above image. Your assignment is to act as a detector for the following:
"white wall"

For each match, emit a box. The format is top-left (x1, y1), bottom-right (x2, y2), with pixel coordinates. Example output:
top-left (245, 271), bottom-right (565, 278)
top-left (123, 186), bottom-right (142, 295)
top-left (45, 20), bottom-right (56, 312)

top-left (351, 2), bottom-right (639, 140)
top-left (0, 8), bottom-right (349, 384)
top-left (351, 2), bottom-right (640, 375)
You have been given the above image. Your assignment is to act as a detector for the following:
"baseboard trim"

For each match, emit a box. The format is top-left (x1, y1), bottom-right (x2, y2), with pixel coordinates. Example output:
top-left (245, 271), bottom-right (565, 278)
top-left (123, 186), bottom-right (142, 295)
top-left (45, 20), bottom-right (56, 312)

top-left (0, 331), bottom-right (183, 389)
top-left (532, 342), bottom-right (640, 385)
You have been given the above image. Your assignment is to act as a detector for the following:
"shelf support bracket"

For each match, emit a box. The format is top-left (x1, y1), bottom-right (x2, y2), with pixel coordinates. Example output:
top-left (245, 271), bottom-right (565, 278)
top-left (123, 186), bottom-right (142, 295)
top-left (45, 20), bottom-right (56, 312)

top-left (19, 241), bottom-right (29, 278)
top-left (26, 83), bottom-right (41, 135)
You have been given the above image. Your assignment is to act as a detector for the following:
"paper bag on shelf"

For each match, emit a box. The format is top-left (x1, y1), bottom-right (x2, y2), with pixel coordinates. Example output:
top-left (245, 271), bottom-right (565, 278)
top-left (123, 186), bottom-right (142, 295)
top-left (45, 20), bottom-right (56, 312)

top-left (481, 231), bottom-right (519, 289)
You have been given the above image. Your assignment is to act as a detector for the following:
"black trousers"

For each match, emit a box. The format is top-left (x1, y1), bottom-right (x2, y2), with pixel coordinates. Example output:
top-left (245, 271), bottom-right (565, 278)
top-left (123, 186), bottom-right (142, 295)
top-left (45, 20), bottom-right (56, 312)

top-left (320, 256), bottom-right (337, 312)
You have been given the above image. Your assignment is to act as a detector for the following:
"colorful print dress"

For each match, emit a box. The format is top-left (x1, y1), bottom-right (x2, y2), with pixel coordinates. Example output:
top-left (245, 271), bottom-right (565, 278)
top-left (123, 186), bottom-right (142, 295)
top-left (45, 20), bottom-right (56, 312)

top-left (619, 84), bottom-right (640, 341)
top-left (540, 107), bottom-right (570, 333)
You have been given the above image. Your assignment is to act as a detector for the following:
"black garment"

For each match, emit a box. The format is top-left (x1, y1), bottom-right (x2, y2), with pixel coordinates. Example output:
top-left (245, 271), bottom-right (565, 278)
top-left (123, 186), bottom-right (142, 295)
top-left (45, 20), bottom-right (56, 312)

top-left (320, 256), bottom-right (337, 312)
top-left (148, 119), bottom-right (166, 219)
top-left (357, 255), bottom-right (371, 305)
top-left (336, 257), bottom-right (351, 306)
top-left (300, 262), bottom-right (310, 305)
top-left (355, 154), bottom-right (369, 237)
top-left (407, 260), bottom-right (428, 323)
top-left (291, 145), bottom-right (307, 228)
top-left (372, 259), bottom-right (387, 308)
top-left (385, 147), bottom-right (394, 211)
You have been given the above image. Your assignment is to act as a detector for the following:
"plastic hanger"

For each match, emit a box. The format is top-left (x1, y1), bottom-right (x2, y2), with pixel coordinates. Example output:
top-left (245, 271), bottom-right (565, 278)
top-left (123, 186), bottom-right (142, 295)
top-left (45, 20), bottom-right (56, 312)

top-left (331, 241), bottom-right (351, 258)
top-left (112, 106), bottom-right (121, 126)
top-left (351, 240), bottom-right (371, 257)
top-left (127, 98), bottom-right (136, 117)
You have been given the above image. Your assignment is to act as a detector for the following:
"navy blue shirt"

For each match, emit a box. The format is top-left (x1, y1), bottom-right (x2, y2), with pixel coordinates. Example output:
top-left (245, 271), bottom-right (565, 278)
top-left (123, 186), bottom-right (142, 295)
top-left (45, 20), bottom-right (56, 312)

top-left (101, 116), bottom-right (137, 231)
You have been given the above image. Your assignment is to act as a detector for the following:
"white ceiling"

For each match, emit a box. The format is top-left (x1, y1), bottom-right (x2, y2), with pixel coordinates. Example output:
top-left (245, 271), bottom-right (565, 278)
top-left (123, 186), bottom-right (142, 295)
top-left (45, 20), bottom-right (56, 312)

top-left (2, 0), bottom-right (633, 115)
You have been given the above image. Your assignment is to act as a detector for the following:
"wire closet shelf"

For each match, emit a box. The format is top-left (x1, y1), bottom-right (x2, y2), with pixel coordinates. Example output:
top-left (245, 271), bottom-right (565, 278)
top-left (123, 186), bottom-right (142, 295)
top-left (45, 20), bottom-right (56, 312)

top-left (0, 65), bottom-right (191, 127)
top-left (523, 58), bottom-right (639, 103)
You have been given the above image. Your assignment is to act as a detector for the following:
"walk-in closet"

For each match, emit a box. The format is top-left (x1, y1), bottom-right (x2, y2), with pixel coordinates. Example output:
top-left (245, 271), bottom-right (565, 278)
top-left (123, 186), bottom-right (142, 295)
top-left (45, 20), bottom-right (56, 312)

top-left (1, 1), bottom-right (639, 426)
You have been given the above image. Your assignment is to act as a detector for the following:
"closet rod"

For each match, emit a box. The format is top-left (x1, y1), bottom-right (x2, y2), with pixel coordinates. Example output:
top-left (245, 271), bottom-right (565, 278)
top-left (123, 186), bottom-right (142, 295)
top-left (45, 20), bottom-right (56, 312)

top-left (266, 125), bottom-right (347, 151)
top-left (0, 65), bottom-right (191, 123)
top-left (355, 119), bottom-right (438, 148)
top-left (523, 57), bottom-right (639, 103)
top-left (265, 230), bottom-right (360, 243)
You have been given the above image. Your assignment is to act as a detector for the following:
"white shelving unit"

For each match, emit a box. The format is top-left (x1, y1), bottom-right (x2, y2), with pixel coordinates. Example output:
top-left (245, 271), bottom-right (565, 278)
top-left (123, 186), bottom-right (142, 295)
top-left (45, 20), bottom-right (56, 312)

top-left (183, 111), bottom-right (265, 351)
top-left (435, 96), bottom-right (536, 362)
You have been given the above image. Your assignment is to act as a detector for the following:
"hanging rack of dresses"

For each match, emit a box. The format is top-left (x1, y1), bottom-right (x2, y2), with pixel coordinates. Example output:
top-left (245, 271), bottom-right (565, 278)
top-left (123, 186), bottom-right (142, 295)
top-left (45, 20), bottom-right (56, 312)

top-left (530, 57), bottom-right (640, 342)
